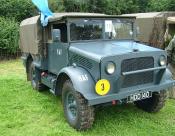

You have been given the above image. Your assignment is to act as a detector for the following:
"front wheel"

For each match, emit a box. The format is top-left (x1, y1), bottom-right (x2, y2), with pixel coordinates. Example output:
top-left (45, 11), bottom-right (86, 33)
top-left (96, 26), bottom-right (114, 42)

top-left (62, 80), bottom-right (94, 131)
top-left (135, 91), bottom-right (167, 113)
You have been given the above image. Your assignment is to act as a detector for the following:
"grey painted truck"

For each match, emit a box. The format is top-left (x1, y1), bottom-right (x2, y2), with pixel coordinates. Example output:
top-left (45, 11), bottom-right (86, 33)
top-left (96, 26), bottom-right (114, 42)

top-left (20, 13), bottom-right (175, 131)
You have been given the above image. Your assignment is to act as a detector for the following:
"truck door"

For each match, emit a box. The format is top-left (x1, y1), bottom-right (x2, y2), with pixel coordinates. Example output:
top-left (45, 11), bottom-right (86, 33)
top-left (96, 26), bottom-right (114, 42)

top-left (48, 23), bottom-right (69, 74)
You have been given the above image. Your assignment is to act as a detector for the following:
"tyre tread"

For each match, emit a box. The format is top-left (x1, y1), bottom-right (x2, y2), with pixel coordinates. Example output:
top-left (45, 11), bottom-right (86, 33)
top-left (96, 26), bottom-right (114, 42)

top-left (135, 91), bottom-right (167, 113)
top-left (63, 80), bottom-right (94, 131)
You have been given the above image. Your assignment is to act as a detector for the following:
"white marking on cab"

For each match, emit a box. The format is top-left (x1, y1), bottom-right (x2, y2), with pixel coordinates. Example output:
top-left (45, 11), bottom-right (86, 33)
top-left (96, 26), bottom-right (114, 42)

top-left (79, 74), bottom-right (88, 82)
top-left (105, 20), bottom-right (112, 32)
top-left (57, 49), bottom-right (62, 55)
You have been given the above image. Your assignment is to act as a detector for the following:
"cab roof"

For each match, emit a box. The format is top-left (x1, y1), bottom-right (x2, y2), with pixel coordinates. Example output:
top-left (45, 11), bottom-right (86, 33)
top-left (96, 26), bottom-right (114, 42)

top-left (20, 12), bottom-right (135, 26)
top-left (49, 12), bottom-right (135, 22)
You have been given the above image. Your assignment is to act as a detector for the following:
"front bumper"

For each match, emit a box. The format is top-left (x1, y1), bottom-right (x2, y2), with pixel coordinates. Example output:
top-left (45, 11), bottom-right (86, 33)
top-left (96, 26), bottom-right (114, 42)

top-left (88, 80), bottom-right (175, 105)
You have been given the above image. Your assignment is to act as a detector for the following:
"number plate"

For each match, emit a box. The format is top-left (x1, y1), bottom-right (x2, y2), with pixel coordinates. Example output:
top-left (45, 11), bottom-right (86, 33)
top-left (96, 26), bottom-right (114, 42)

top-left (128, 91), bottom-right (152, 102)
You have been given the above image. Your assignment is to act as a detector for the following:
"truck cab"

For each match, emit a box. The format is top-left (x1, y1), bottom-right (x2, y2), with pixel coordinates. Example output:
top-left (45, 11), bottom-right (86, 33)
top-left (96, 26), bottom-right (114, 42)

top-left (20, 13), bottom-right (175, 131)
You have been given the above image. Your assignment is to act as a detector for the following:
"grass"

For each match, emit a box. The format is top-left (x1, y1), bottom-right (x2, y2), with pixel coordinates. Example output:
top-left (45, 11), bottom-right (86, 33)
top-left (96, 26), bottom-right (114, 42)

top-left (0, 59), bottom-right (175, 136)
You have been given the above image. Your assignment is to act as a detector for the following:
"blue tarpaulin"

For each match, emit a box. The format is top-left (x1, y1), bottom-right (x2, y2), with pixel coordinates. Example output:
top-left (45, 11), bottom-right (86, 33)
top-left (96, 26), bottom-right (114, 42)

top-left (32, 0), bottom-right (53, 27)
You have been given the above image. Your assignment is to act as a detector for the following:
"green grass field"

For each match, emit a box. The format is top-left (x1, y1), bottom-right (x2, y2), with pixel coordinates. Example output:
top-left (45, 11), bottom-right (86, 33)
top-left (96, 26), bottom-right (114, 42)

top-left (0, 59), bottom-right (175, 136)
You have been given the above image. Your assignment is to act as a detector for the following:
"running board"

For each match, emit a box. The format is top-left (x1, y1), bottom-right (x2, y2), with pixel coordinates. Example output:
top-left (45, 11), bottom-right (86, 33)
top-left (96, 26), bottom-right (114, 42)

top-left (41, 73), bottom-right (57, 95)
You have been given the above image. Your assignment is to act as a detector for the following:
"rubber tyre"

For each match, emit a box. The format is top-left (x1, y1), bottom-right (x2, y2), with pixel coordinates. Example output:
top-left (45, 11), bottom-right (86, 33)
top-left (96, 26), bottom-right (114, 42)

top-left (29, 62), bottom-right (46, 91)
top-left (135, 91), bottom-right (167, 113)
top-left (62, 80), bottom-right (94, 131)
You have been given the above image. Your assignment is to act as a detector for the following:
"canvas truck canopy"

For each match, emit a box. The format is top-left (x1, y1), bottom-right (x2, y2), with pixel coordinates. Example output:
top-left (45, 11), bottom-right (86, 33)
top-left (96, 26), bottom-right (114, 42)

top-left (122, 12), bottom-right (167, 44)
top-left (20, 16), bottom-right (42, 54)
top-left (134, 12), bottom-right (165, 46)
top-left (122, 12), bottom-right (175, 48)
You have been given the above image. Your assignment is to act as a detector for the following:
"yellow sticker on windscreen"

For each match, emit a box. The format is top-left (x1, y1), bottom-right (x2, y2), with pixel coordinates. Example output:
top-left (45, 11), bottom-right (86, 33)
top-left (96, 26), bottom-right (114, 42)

top-left (95, 79), bottom-right (110, 96)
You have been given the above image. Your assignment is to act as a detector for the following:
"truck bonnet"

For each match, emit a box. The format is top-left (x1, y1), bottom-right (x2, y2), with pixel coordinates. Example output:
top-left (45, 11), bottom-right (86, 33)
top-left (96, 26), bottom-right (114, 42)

top-left (69, 41), bottom-right (162, 62)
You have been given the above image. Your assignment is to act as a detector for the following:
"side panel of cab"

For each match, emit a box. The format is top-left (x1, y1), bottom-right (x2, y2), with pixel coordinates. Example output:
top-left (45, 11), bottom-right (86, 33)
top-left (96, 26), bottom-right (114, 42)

top-left (47, 42), bottom-right (69, 74)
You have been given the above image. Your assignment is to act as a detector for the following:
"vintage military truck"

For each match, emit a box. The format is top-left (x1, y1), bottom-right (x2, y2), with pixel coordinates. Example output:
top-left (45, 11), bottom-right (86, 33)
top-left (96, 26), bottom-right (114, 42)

top-left (20, 13), bottom-right (175, 130)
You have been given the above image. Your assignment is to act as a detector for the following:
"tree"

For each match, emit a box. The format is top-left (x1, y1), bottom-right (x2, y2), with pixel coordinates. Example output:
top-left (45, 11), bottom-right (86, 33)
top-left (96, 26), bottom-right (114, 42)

top-left (63, 0), bottom-right (89, 12)
top-left (0, 17), bottom-right (19, 53)
top-left (0, 0), bottom-right (65, 22)
top-left (0, 0), bottom-right (37, 22)
top-left (137, 0), bottom-right (150, 12)
top-left (49, 0), bottom-right (64, 12)
top-left (63, 0), bottom-right (140, 15)
top-left (147, 0), bottom-right (175, 11)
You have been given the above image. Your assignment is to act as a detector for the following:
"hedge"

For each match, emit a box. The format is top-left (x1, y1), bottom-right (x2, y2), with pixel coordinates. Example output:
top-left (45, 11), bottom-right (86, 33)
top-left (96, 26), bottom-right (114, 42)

top-left (0, 17), bottom-right (19, 53)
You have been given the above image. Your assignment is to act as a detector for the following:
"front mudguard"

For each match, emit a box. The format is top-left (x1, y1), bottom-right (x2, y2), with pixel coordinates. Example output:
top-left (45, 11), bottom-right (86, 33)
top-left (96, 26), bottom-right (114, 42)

top-left (58, 66), bottom-right (97, 100)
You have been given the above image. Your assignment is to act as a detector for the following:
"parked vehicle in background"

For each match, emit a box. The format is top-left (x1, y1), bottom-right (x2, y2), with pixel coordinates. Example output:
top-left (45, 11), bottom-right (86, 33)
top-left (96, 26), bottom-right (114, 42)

top-left (20, 13), bottom-right (175, 131)
top-left (122, 12), bottom-right (175, 49)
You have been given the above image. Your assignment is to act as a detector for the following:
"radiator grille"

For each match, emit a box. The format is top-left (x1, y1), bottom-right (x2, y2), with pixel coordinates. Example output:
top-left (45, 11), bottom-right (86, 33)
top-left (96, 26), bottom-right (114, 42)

top-left (71, 55), bottom-right (93, 69)
top-left (121, 57), bottom-right (154, 88)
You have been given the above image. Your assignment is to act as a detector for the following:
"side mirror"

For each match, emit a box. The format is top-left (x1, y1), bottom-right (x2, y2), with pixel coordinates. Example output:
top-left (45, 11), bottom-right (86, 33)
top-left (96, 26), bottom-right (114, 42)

top-left (52, 29), bottom-right (61, 42)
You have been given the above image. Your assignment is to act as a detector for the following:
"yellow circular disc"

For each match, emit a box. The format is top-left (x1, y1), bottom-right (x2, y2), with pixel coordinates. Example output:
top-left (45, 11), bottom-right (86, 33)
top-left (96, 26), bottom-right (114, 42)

top-left (95, 79), bottom-right (110, 96)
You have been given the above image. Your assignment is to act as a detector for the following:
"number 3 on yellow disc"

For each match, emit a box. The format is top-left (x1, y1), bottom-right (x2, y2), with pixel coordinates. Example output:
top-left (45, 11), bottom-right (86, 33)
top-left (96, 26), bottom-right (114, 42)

top-left (95, 79), bottom-right (110, 96)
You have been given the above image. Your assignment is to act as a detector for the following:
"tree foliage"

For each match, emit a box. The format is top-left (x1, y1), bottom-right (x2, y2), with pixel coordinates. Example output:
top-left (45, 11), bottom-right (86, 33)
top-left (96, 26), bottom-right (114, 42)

top-left (49, 0), bottom-right (65, 12)
top-left (0, 0), bottom-right (36, 22)
top-left (0, 17), bottom-right (19, 53)
top-left (63, 0), bottom-right (140, 15)
top-left (0, 0), bottom-right (65, 22)
top-left (147, 0), bottom-right (175, 11)
top-left (63, 0), bottom-right (89, 12)
top-left (0, 0), bottom-right (174, 23)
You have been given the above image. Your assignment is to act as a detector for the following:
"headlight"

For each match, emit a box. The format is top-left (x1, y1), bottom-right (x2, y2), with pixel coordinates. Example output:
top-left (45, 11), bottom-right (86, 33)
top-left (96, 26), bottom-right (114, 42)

top-left (159, 56), bottom-right (166, 66)
top-left (106, 62), bottom-right (115, 75)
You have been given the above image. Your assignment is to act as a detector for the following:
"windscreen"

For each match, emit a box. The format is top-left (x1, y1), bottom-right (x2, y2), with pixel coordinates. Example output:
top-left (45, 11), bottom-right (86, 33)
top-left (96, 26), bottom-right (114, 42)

top-left (70, 19), bottom-right (134, 41)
